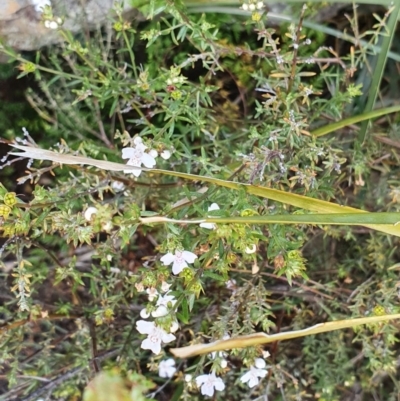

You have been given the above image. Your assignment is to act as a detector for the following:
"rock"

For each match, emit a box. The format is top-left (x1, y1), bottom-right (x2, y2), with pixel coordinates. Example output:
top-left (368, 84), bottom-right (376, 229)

top-left (0, 0), bottom-right (136, 52)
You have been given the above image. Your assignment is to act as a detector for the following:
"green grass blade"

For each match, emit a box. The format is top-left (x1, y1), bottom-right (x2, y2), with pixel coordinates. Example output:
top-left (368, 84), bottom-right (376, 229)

top-left (311, 105), bottom-right (400, 137)
top-left (357, 2), bottom-right (400, 144)
top-left (204, 212), bottom-right (400, 225)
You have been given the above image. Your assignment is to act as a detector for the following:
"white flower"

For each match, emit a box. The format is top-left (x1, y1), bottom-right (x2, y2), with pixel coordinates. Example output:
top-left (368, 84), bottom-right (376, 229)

top-left (160, 150), bottom-right (172, 160)
top-left (122, 137), bottom-right (156, 177)
top-left (160, 250), bottom-right (197, 275)
top-left (136, 320), bottom-right (176, 355)
top-left (102, 221), bottom-right (113, 232)
top-left (158, 358), bottom-right (176, 378)
top-left (195, 372), bottom-right (225, 397)
top-left (240, 358), bottom-right (268, 388)
top-left (225, 279), bottom-right (237, 291)
top-left (111, 181), bottom-right (125, 192)
top-left (262, 350), bottom-right (271, 359)
top-left (245, 244), bottom-right (257, 254)
top-left (84, 206), bottom-right (98, 221)
top-left (241, 3), bottom-right (249, 11)
top-left (32, 0), bottom-right (51, 13)
top-left (146, 287), bottom-right (159, 301)
top-left (185, 374), bottom-right (193, 382)
top-left (256, 1), bottom-right (264, 10)
top-left (220, 359), bottom-right (228, 368)
top-left (248, 3), bottom-right (256, 11)
top-left (152, 291), bottom-right (177, 317)
top-left (161, 281), bottom-right (171, 293)
top-left (199, 203), bottom-right (220, 230)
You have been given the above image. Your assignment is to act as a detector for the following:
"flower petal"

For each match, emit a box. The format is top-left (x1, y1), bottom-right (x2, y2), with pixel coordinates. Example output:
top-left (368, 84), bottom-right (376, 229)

top-left (199, 222), bottom-right (216, 230)
top-left (208, 203), bottom-right (220, 211)
top-left (161, 331), bottom-right (176, 344)
top-left (160, 253), bottom-right (175, 266)
top-left (195, 374), bottom-right (208, 386)
top-left (214, 377), bottom-right (225, 391)
top-left (141, 153), bottom-right (156, 168)
top-left (254, 358), bottom-right (266, 369)
top-left (141, 337), bottom-right (161, 354)
top-left (172, 260), bottom-right (187, 275)
top-left (121, 147), bottom-right (135, 159)
top-left (136, 320), bottom-right (154, 334)
top-left (182, 251), bottom-right (197, 263)
top-left (160, 150), bottom-right (171, 160)
top-left (140, 308), bottom-right (150, 319)
top-left (152, 305), bottom-right (168, 317)
top-left (245, 244), bottom-right (257, 254)
top-left (133, 136), bottom-right (143, 145)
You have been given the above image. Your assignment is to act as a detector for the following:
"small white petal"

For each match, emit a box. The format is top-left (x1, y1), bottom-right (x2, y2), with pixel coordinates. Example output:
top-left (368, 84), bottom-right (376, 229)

top-left (172, 260), bottom-right (187, 275)
top-left (170, 320), bottom-right (179, 333)
top-left (84, 206), bottom-right (98, 221)
top-left (200, 222), bottom-right (216, 230)
top-left (141, 337), bottom-right (161, 354)
top-left (182, 251), bottom-right (197, 264)
top-left (146, 287), bottom-right (159, 301)
top-left (185, 374), bottom-right (192, 382)
top-left (140, 308), bottom-right (150, 319)
top-left (245, 244), bottom-right (257, 254)
top-left (161, 281), bottom-right (171, 292)
top-left (111, 181), bottom-right (125, 191)
top-left (242, 3), bottom-right (249, 11)
top-left (133, 136), bottom-right (143, 145)
top-left (208, 203), bottom-right (220, 211)
top-left (160, 150), bottom-right (171, 160)
top-left (141, 152), bottom-right (156, 168)
top-left (220, 359), bottom-right (228, 368)
top-left (136, 320), bottom-right (154, 335)
top-left (160, 253), bottom-right (175, 266)
top-left (254, 358), bottom-right (266, 369)
top-left (148, 149), bottom-right (158, 158)
top-left (262, 350), bottom-right (271, 359)
top-left (121, 147), bottom-right (135, 159)
top-left (249, 3), bottom-right (255, 10)
top-left (161, 331), bottom-right (176, 344)
top-left (152, 305), bottom-right (168, 317)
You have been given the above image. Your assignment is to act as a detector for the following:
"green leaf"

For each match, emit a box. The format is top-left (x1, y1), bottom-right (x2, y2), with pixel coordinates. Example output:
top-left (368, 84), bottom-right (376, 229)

top-left (311, 105), bottom-right (400, 137)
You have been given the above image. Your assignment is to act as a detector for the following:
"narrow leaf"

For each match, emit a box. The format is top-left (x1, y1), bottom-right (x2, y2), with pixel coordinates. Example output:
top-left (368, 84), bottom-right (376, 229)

top-left (170, 313), bottom-right (400, 358)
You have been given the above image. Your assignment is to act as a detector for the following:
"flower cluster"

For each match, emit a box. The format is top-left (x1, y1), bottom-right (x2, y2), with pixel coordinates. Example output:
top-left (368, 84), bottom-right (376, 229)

top-left (136, 282), bottom-right (178, 354)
